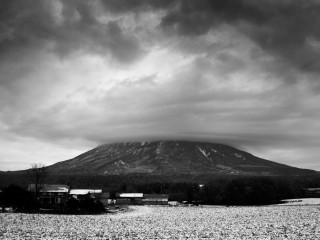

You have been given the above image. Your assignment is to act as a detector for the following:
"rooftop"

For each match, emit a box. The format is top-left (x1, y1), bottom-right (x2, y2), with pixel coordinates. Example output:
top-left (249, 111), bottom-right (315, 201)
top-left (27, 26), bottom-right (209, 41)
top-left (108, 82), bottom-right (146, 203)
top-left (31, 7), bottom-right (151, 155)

top-left (118, 193), bottom-right (143, 198)
top-left (28, 184), bottom-right (70, 193)
top-left (69, 189), bottom-right (102, 195)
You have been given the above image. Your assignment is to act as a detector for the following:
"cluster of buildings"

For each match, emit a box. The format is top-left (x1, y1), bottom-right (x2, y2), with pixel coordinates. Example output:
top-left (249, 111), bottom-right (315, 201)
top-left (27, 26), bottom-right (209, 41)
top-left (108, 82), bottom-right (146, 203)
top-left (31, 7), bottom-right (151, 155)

top-left (27, 184), bottom-right (169, 209)
top-left (303, 188), bottom-right (320, 197)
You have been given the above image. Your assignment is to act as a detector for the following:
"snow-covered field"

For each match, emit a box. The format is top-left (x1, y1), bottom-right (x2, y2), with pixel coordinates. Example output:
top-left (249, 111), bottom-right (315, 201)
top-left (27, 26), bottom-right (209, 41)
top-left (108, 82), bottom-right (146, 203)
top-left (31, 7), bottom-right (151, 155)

top-left (1, 205), bottom-right (320, 239)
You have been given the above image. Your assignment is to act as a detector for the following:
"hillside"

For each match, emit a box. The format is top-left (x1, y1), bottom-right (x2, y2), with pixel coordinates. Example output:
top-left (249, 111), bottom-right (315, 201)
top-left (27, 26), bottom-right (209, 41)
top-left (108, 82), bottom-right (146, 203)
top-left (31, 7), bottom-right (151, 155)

top-left (47, 141), bottom-right (316, 176)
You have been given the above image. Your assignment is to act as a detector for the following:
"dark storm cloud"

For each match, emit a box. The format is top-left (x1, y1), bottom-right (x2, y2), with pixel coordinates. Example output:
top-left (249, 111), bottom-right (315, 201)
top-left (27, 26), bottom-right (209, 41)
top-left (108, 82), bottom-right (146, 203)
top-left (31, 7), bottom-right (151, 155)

top-left (100, 0), bottom-right (176, 13)
top-left (2, 0), bottom-right (319, 73)
top-left (160, 0), bottom-right (320, 74)
top-left (161, 0), bottom-right (265, 35)
top-left (0, 0), bottom-right (144, 64)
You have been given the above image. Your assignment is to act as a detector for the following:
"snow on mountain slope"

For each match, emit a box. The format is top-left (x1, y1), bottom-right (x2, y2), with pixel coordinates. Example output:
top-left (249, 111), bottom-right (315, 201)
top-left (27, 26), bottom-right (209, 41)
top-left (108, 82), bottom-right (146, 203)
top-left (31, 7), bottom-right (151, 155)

top-left (47, 140), bottom-right (316, 176)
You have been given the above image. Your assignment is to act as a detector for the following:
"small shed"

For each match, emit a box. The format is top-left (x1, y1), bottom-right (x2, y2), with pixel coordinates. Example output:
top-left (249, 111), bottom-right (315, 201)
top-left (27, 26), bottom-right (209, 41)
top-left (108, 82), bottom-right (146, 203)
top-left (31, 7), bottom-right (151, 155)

top-left (142, 194), bottom-right (169, 205)
top-left (116, 193), bottom-right (143, 205)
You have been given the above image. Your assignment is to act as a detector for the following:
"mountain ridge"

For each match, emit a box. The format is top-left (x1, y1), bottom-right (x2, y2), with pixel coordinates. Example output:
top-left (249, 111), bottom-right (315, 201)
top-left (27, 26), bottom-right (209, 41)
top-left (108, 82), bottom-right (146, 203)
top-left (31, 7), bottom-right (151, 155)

top-left (46, 140), bottom-right (316, 176)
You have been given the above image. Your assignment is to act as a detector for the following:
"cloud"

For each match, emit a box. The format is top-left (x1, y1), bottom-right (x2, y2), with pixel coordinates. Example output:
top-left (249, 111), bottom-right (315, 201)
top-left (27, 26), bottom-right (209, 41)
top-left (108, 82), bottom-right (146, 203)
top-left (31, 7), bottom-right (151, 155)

top-left (100, 0), bottom-right (176, 13)
top-left (0, 0), bottom-right (144, 64)
top-left (160, 0), bottom-right (320, 75)
top-left (3, 48), bottom-right (315, 147)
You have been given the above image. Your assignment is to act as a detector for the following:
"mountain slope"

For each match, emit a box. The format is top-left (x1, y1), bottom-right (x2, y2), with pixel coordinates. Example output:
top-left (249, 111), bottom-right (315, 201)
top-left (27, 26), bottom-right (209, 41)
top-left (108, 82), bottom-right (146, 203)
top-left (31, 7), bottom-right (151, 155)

top-left (47, 141), bottom-right (316, 176)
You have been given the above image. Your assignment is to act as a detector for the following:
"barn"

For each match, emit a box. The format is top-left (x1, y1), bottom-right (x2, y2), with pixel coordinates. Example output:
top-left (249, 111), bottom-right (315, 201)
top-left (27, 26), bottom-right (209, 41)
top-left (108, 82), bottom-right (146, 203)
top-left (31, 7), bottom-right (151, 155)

top-left (142, 194), bottom-right (169, 205)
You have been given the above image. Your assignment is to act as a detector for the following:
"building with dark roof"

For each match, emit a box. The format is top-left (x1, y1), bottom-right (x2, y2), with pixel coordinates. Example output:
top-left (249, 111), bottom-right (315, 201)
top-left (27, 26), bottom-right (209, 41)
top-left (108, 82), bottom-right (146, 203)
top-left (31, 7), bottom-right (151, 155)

top-left (28, 184), bottom-right (69, 209)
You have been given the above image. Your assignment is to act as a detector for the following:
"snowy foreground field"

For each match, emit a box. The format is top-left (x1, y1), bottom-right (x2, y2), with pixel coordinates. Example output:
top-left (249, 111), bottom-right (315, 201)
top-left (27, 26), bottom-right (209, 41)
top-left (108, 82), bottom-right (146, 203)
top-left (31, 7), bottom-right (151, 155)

top-left (1, 204), bottom-right (320, 239)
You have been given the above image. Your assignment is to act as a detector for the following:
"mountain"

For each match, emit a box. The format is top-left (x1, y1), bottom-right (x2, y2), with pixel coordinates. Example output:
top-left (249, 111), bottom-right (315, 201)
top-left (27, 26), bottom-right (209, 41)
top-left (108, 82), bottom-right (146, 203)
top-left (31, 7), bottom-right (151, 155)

top-left (47, 140), bottom-right (316, 176)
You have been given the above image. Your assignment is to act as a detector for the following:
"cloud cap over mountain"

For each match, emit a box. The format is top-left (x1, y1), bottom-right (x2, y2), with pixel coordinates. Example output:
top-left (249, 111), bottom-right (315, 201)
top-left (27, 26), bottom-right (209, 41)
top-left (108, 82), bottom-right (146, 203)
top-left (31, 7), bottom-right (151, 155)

top-left (0, 0), bottom-right (320, 171)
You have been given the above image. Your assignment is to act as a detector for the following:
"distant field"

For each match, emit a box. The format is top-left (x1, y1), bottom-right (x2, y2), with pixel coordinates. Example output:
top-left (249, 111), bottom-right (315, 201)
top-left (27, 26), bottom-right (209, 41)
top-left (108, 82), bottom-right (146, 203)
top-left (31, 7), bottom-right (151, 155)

top-left (1, 205), bottom-right (320, 239)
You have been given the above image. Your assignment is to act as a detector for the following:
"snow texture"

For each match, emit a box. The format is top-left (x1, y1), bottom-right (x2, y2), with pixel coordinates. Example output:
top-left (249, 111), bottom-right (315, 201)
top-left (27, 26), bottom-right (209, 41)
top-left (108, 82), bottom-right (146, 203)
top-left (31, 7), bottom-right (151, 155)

top-left (2, 205), bottom-right (320, 239)
top-left (196, 146), bottom-right (210, 158)
top-left (235, 153), bottom-right (245, 160)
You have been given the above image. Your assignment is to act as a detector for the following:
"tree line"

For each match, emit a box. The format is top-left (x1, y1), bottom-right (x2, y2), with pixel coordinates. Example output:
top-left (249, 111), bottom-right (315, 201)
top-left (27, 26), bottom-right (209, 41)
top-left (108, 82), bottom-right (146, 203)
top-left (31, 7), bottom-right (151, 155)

top-left (134, 176), bottom-right (317, 205)
top-left (1, 164), bottom-right (319, 208)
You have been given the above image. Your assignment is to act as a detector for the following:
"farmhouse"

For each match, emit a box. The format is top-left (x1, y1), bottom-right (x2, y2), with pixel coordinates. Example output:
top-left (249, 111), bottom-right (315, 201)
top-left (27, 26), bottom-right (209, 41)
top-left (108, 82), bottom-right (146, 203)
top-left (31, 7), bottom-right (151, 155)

top-left (142, 194), bottom-right (169, 205)
top-left (28, 184), bottom-right (69, 209)
top-left (116, 193), bottom-right (143, 205)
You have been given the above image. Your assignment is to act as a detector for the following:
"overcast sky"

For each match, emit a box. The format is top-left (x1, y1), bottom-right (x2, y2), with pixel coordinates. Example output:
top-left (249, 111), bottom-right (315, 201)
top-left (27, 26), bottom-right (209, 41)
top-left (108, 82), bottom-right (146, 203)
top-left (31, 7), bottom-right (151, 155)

top-left (1, 0), bottom-right (320, 171)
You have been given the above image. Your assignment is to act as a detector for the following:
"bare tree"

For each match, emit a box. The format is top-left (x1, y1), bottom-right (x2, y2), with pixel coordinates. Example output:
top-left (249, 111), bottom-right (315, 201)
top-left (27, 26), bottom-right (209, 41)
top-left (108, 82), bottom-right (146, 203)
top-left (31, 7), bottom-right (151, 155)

top-left (29, 163), bottom-right (47, 199)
